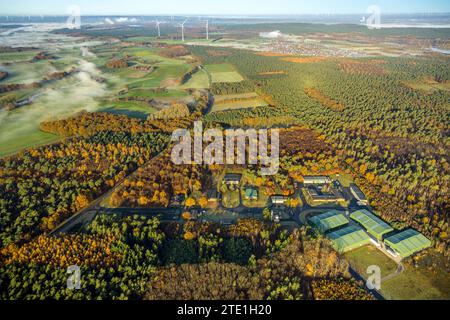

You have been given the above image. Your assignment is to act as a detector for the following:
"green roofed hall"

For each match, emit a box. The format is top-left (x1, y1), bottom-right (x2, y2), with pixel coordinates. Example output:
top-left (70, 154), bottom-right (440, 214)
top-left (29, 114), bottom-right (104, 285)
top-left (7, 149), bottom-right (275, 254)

top-left (350, 209), bottom-right (393, 241)
top-left (327, 225), bottom-right (371, 253)
top-left (308, 210), bottom-right (349, 233)
top-left (384, 229), bottom-right (432, 259)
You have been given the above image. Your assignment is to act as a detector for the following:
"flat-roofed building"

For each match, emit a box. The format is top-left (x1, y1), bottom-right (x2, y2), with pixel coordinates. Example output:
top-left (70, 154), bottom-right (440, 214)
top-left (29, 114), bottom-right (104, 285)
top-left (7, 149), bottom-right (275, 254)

top-left (303, 176), bottom-right (331, 185)
top-left (308, 210), bottom-right (349, 234)
top-left (384, 229), bottom-right (432, 259)
top-left (305, 186), bottom-right (346, 203)
top-left (271, 195), bottom-right (287, 205)
top-left (350, 209), bottom-right (394, 242)
top-left (327, 225), bottom-right (371, 253)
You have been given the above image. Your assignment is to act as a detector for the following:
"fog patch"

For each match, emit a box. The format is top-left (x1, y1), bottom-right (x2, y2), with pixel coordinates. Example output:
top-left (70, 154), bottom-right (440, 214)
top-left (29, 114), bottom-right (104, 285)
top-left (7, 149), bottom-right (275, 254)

top-left (81, 46), bottom-right (96, 58)
top-left (0, 59), bottom-right (107, 145)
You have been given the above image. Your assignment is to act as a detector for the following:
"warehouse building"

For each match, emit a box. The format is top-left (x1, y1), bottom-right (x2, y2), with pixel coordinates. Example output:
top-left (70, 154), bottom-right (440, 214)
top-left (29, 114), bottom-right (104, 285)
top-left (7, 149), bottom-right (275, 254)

top-left (327, 225), bottom-right (371, 253)
top-left (384, 229), bottom-right (432, 259)
top-left (350, 209), bottom-right (394, 243)
top-left (308, 210), bottom-right (349, 234)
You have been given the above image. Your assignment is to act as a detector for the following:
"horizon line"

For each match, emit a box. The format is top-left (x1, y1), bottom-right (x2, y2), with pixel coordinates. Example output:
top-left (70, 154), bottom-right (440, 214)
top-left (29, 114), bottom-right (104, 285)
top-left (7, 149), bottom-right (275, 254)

top-left (1, 12), bottom-right (450, 17)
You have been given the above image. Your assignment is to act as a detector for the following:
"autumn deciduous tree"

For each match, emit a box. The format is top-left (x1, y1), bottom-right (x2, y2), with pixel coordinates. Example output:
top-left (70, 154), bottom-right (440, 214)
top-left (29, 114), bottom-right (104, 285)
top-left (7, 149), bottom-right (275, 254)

top-left (198, 197), bottom-right (208, 208)
top-left (182, 212), bottom-right (191, 220)
top-left (75, 194), bottom-right (90, 211)
top-left (185, 198), bottom-right (196, 208)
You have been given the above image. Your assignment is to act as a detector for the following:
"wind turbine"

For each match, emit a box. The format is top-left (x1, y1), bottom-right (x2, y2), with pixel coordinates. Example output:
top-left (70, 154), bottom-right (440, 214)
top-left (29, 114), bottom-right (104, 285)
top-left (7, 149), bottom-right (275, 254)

top-left (198, 19), bottom-right (209, 40)
top-left (205, 20), bottom-right (209, 40)
top-left (177, 19), bottom-right (188, 42)
top-left (155, 20), bottom-right (164, 38)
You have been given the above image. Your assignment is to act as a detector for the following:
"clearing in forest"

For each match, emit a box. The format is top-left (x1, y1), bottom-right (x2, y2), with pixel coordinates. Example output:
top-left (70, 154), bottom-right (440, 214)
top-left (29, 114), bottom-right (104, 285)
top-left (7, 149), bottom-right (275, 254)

top-left (304, 87), bottom-right (345, 111)
top-left (204, 64), bottom-right (244, 83)
top-left (210, 92), bottom-right (268, 112)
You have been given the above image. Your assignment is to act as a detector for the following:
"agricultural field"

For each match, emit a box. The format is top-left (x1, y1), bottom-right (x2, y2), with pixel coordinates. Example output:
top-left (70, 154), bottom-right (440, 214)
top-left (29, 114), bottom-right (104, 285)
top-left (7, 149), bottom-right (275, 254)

top-left (0, 50), bottom-right (40, 63)
top-left (98, 101), bottom-right (158, 119)
top-left (0, 42), bottom-right (198, 156)
top-left (204, 63), bottom-right (245, 83)
top-left (179, 68), bottom-right (211, 89)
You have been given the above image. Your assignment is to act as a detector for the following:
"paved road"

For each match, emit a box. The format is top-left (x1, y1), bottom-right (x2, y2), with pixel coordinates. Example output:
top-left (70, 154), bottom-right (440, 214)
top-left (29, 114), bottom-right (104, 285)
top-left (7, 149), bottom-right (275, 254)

top-left (381, 263), bottom-right (405, 283)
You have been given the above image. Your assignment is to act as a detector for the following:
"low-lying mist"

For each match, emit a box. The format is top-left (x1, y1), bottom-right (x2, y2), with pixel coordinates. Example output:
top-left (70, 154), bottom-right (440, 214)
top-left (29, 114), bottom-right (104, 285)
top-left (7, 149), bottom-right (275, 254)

top-left (0, 59), bottom-right (108, 153)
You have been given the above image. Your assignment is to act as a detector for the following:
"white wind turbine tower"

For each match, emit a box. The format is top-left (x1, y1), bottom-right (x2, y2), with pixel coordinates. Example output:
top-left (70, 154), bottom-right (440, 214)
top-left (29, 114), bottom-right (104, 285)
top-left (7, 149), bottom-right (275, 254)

top-left (155, 20), bottom-right (163, 38)
top-left (205, 20), bottom-right (209, 40)
top-left (177, 19), bottom-right (188, 42)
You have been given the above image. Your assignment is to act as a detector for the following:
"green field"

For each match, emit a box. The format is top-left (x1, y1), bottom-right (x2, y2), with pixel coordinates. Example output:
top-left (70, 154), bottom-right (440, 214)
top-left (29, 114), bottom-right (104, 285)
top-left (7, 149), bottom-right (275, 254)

top-left (98, 101), bottom-right (157, 119)
top-left (204, 64), bottom-right (244, 83)
top-left (1, 60), bottom-right (56, 84)
top-left (121, 88), bottom-right (189, 98)
top-left (0, 70), bottom-right (106, 157)
top-left (345, 246), bottom-right (450, 300)
top-left (0, 42), bottom-right (198, 157)
top-left (345, 246), bottom-right (398, 279)
top-left (179, 69), bottom-right (211, 89)
top-left (0, 51), bottom-right (40, 63)
top-left (0, 130), bottom-right (60, 158)
top-left (381, 264), bottom-right (450, 300)
top-left (127, 65), bottom-right (191, 89)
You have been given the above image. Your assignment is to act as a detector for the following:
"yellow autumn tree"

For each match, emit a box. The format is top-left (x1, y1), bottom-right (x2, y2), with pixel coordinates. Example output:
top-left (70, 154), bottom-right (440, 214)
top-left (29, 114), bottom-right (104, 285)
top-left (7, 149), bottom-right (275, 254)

top-left (75, 194), bottom-right (90, 211)
top-left (182, 212), bottom-right (191, 220)
top-left (198, 197), bottom-right (208, 208)
top-left (185, 197), bottom-right (196, 207)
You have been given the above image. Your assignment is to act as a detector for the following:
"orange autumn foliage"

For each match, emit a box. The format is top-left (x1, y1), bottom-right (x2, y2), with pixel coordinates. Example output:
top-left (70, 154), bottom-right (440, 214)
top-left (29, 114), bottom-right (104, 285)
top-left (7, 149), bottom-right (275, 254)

top-left (1, 234), bottom-right (122, 268)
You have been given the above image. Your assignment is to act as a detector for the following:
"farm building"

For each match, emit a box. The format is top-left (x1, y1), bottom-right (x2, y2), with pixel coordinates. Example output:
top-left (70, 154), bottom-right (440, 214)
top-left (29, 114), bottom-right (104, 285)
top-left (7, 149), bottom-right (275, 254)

top-left (350, 209), bottom-right (394, 242)
top-left (350, 184), bottom-right (368, 205)
top-left (384, 229), bottom-right (432, 259)
top-left (327, 225), bottom-right (371, 253)
top-left (303, 176), bottom-right (331, 185)
top-left (309, 210), bottom-right (349, 234)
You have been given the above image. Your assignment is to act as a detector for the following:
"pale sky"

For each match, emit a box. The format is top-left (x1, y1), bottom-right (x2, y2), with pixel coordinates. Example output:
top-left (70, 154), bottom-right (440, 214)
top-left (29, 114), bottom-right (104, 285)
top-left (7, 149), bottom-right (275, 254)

top-left (1, 0), bottom-right (450, 15)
